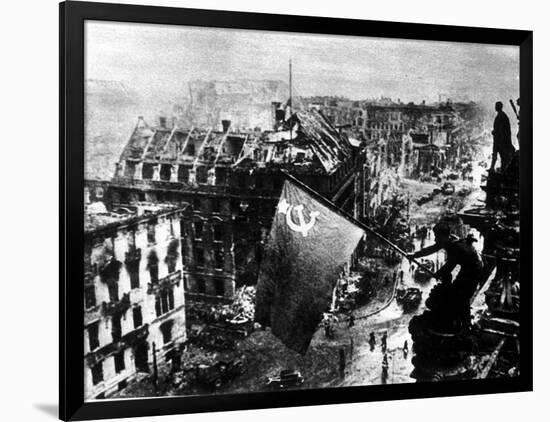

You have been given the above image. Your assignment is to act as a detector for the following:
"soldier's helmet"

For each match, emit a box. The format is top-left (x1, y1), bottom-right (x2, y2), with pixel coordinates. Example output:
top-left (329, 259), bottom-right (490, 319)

top-left (433, 222), bottom-right (451, 237)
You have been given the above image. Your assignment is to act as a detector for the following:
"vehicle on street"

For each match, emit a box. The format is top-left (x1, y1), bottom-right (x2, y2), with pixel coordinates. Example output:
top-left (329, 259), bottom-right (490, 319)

top-left (441, 182), bottom-right (455, 195)
top-left (266, 369), bottom-right (305, 389)
top-left (396, 287), bottom-right (423, 312)
top-left (195, 357), bottom-right (245, 389)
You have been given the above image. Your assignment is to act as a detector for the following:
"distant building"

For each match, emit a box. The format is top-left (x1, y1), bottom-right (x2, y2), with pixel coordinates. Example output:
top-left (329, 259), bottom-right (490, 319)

top-left (84, 204), bottom-right (188, 400)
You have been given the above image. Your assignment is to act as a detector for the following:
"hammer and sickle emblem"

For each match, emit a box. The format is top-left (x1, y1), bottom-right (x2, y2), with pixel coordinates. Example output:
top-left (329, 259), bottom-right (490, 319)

top-left (277, 199), bottom-right (320, 237)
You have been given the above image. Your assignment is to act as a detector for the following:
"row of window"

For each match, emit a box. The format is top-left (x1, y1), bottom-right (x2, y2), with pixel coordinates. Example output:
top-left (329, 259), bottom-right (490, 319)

top-left (193, 221), bottom-right (224, 241)
top-left (89, 319), bottom-right (173, 387)
top-left (90, 349), bottom-right (126, 386)
top-left (85, 244), bottom-right (180, 311)
top-left (195, 276), bottom-right (225, 297)
top-left (194, 242), bottom-right (225, 270)
top-left (87, 306), bottom-right (144, 352)
top-left (126, 160), bottom-right (286, 193)
top-left (87, 280), bottom-right (178, 354)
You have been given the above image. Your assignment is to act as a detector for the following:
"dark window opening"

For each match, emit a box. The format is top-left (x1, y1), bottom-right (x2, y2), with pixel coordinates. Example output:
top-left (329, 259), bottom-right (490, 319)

top-left (214, 246), bottom-right (224, 270)
top-left (213, 225), bottom-right (223, 242)
top-left (195, 244), bottom-right (204, 267)
top-left (214, 278), bottom-right (225, 297)
top-left (193, 197), bottom-right (202, 211)
top-left (194, 222), bottom-right (203, 240)
top-left (196, 166), bottom-right (208, 184)
top-left (124, 161), bottom-right (136, 178)
top-left (84, 285), bottom-right (96, 309)
top-left (168, 288), bottom-right (175, 309)
top-left (100, 259), bottom-right (121, 286)
top-left (161, 290), bottom-right (169, 313)
top-left (142, 163), bottom-right (155, 180)
top-left (88, 322), bottom-right (99, 351)
top-left (237, 173), bottom-right (246, 188)
top-left (148, 251), bottom-right (159, 284)
top-left (134, 342), bottom-right (149, 373)
top-left (132, 307), bottom-right (143, 329)
top-left (178, 166), bottom-right (189, 182)
top-left (215, 168), bottom-right (227, 185)
top-left (165, 239), bottom-right (179, 274)
top-left (212, 198), bottom-right (221, 213)
top-left (107, 282), bottom-right (119, 303)
top-left (160, 164), bottom-right (172, 181)
top-left (155, 296), bottom-right (161, 317)
top-left (127, 260), bottom-right (140, 289)
top-left (111, 314), bottom-right (122, 342)
top-left (155, 287), bottom-right (175, 317)
top-left (91, 363), bottom-right (103, 385)
top-left (160, 321), bottom-right (173, 344)
top-left (114, 351), bottom-right (125, 373)
top-left (197, 277), bottom-right (206, 294)
top-left (147, 222), bottom-right (156, 244)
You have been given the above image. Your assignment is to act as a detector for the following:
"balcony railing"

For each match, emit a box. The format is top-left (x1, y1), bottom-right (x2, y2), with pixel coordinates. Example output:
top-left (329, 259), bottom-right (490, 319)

top-left (85, 324), bottom-right (149, 367)
top-left (147, 270), bottom-right (181, 295)
top-left (101, 292), bottom-right (131, 317)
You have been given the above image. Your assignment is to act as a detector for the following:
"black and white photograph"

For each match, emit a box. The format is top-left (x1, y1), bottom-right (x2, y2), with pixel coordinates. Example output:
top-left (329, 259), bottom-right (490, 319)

top-left (82, 18), bottom-right (522, 401)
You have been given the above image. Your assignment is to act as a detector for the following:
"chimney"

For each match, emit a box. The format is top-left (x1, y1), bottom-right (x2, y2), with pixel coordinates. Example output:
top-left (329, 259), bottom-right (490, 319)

top-left (221, 119), bottom-right (231, 132)
top-left (159, 116), bottom-right (167, 128)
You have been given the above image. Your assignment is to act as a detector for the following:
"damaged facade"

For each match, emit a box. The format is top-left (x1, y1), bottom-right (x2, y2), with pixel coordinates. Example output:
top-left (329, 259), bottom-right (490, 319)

top-left (306, 97), bottom-right (484, 182)
top-left (84, 204), bottom-right (188, 400)
top-left (101, 108), bottom-right (365, 303)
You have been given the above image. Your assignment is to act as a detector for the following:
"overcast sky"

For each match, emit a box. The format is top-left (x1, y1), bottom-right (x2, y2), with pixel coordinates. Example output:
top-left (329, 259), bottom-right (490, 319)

top-left (85, 20), bottom-right (519, 106)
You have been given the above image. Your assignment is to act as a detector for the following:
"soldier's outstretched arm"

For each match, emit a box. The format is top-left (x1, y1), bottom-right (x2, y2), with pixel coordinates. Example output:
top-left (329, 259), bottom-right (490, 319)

top-left (410, 243), bottom-right (441, 259)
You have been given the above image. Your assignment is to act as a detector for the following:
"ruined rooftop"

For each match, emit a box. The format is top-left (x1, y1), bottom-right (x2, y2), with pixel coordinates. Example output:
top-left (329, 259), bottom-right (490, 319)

top-left (84, 201), bottom-right (186, 234)
top-left (117, 108), bottom-right (355, 179)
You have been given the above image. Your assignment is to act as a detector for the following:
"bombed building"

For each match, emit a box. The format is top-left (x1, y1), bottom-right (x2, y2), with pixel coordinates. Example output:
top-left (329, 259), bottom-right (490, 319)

top-left (84, 204), bottom-right (188, 400)
top-left (98, 108), bottom-right (365, 304)
top-left (303, 96), bottom-right (484, 181)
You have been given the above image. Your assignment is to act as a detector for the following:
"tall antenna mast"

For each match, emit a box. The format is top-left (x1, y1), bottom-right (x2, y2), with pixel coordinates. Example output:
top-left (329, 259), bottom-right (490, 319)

top-left (289, 58), bottom-right (292, 112)
top-left (288, 58), bottom-right (292, 141)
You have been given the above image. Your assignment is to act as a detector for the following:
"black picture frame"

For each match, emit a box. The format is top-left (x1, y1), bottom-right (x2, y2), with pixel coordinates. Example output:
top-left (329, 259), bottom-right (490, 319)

top-left (60, 1), bottom-right (533, 420)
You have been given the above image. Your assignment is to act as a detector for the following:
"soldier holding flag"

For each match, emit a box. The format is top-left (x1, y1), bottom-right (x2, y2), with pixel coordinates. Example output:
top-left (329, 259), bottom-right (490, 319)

top-left (408, 222), bottom-right (484, 327)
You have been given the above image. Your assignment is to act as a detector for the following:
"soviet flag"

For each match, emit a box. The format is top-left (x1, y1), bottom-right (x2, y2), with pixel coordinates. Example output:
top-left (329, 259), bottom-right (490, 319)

top-left (255, 178), bottom-right (365, 354)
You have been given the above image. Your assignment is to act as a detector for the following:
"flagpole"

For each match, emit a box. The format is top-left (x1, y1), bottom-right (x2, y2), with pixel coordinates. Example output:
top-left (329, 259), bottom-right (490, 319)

top-left (280, 170), bottom-right (437, 278)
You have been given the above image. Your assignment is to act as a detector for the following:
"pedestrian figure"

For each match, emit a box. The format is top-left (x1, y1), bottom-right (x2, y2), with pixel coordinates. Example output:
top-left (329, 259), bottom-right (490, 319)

top-left (399, 270), bottom-right (404, 283)
top-left (348, 313), bottom-right (355, 328)
top-left (403, 340), bottom-right (409, 359)
top-left (324, 321), bottom-right (332, 339)
top-left (369, 332), bottom-right (376, 351)
top-left (339, 348), bottom-right (346, 377)
top-left (381, 331), bottom-right (388, 352)
top-left (381, 353), bottom-right (389, 384)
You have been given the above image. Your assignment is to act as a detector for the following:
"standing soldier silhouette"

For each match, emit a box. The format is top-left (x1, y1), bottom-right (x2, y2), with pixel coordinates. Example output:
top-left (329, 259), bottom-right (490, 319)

top-left (490, 101), bottom-right (515, 172)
